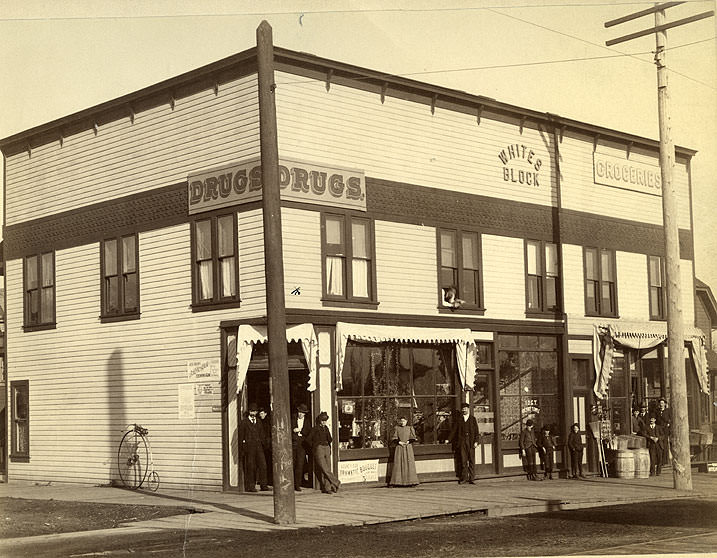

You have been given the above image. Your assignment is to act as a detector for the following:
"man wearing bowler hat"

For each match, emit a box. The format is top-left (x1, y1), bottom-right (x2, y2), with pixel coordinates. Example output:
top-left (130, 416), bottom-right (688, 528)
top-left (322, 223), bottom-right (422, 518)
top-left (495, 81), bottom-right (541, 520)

top-left (450, 402), bottom-right (479, 484)
top-left (292, 403), bottom-right (312, 491)
top-left (238, 403), bottom-right (269, 492)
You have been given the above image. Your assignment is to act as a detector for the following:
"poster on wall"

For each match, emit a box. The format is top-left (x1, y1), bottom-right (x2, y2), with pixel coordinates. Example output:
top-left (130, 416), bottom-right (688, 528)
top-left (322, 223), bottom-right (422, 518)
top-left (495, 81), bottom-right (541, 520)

top-left (178, 383), bottom-right (196, 419)
top-left (187, 359), bottom-right (220, 382)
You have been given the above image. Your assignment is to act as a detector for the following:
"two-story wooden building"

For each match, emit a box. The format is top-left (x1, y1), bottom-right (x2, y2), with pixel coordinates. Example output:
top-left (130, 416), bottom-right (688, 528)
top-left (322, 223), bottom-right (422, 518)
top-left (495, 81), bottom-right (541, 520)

top-left (1, 42), bottom-right (710, 491)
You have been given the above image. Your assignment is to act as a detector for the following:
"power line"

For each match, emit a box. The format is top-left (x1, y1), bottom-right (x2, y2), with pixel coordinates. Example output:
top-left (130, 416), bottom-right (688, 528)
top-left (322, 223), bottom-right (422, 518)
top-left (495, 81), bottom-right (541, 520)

top-left (486, 7), bottom-right (715, 88)
top-left (277, 37), bottom-right (715, 89)
top-left (0, 1), bottom-right (714, 22)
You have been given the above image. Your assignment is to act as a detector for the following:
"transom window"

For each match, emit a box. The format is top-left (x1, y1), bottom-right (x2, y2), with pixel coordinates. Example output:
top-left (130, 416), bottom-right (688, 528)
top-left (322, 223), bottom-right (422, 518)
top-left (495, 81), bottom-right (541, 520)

top-left (525, 240), bottom-right (559, 313)
top-left (24, 252), bottom-right (55, 328)
top-left (192, 213), bottom-right (240, 309)
top-left (584, 247), bottom-right (617, 317)
top-left (438, 228), bottom-right (483, 310)
top-left (648, 255), bottom-right (665, 320)
top-left (337, 343), bottom-right (458, 449)
top-left (101, 235), bottom-right (139, 320)
top-left (322, 213), bottom-right (376, 305)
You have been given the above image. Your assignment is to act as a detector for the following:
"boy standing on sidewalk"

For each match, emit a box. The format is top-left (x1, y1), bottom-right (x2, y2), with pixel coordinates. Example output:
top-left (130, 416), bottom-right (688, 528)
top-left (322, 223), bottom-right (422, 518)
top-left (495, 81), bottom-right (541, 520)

top-left (519, 419), bottom-right (540, 481)
top-left (537, 425), bottom-right (557, 480)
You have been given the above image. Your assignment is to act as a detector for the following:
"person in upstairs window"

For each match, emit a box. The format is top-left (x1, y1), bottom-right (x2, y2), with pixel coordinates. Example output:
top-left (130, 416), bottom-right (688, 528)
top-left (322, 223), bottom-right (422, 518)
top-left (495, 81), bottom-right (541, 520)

top-left (450, 403), bottom-right (479, 484)
top-left (519, 419), bottom-right (541, 481)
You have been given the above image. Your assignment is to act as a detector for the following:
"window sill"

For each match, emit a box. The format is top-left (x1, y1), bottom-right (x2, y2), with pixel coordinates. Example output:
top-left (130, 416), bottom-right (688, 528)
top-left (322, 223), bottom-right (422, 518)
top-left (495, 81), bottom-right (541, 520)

top-left (22, 323), bottom-right (56, 333)
top-left (10, 454), bottom-right (30, 463)
top-left (525, 310), bottom-right (564, 319)
top-left (649, 316), bottom-right (666, 322)
top-left (437, 306), bottom-right (485, 316)
top-left (191, 300), bottom-right (242, 313)
top-left (100, 312), bottom-right (141, 324)
top-left (585, 312), bottom-right (620, 319)
top-left (321, 299), bottom-right (379, 310)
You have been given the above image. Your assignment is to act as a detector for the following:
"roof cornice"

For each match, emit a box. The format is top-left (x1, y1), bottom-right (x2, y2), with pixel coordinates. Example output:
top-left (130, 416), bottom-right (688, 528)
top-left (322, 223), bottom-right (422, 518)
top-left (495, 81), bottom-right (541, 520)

top-left (1, 45), bottom-right (697, 160)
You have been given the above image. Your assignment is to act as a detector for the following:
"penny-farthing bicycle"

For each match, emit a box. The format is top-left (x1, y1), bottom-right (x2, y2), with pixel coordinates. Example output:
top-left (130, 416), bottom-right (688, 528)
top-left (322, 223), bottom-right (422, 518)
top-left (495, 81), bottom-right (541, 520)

top-left (117, 423), bottom-right (160, 491)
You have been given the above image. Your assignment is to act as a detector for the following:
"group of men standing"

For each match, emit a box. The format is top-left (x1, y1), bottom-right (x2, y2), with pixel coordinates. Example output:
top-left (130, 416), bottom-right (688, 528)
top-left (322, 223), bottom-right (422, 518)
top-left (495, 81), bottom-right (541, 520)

top-left (238, 402), bottom-right (312, 492)
top-left (239, 402), bottom-right (341, 494)
top-left (632, 397), bottom-right (673, 476)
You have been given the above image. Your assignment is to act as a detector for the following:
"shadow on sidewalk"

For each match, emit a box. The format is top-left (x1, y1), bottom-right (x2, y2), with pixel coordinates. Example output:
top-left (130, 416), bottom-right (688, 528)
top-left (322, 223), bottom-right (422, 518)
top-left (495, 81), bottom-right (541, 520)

top-left (119, 489), bottom-right (275, 524)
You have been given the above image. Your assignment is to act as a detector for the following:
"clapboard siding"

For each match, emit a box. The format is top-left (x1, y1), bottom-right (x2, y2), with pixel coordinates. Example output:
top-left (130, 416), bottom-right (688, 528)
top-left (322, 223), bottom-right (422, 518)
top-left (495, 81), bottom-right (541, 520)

top-left (282, 208), bottom-right (323, 309)
top-left (281, 210), bottom-right (552, 322)
top-left (559, 131), bottom-right (691, 229)
top-left (5, 221), bottom-right (265, 489)
top-left (562, 243), bottom-right (586, 319)
top-left (481, 235), bottom-right (528, 321)
top-left (373, 221), bottom-right (438, 315)
top-left (616, 252), bottom-right (650, 320)
top-left (4, 75), bottom-right (259, 226)
top-left (275, 73), bottom-right (557, 208)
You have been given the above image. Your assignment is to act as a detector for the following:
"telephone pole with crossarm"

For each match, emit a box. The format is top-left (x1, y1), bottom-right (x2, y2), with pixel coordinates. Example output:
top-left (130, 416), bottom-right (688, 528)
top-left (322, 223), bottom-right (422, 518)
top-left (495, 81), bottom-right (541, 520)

top-left (605, 2), bottom-right (714, 491)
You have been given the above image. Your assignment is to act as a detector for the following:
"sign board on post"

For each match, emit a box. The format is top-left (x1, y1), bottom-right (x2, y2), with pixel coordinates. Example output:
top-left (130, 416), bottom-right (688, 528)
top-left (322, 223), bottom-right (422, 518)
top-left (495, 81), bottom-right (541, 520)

top-left (188, 157), bottom-right (367, 214)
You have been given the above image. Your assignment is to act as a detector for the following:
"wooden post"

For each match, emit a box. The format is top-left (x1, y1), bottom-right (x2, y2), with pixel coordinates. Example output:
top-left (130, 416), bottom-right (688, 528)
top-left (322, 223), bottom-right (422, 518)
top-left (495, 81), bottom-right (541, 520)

top-left (256, 20), bottom-right (296, 523)
top-left (654, 9), bottom-right (691, 491)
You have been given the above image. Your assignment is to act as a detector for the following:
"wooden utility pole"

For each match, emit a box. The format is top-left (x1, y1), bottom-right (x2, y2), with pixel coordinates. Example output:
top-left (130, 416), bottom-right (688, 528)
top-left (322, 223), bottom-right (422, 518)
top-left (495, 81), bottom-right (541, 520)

top-left (256, 20), bottom-right (296, 523)
top-left (605, 2), bottom-right (714, 491)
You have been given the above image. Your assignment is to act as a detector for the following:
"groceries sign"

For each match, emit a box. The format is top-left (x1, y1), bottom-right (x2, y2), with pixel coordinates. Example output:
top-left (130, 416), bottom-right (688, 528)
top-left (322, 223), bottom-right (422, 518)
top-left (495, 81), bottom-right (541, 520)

top-left (188, 157), bottom-right (366, 214)
top-left (593, 153), bottom-right (661, 196)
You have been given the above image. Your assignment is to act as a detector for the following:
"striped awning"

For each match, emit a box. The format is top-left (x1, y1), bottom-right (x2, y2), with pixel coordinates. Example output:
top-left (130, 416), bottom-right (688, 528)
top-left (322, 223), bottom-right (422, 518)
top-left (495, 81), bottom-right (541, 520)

top-left (335, 322), bottom-right (476, 391)
top-left (593, 322), bottom-right (709, 399)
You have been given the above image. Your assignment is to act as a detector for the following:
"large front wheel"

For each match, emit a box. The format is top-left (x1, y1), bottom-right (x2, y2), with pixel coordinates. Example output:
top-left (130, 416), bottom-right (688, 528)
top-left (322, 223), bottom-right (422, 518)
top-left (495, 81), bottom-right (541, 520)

top-left (118, 430), bottom-right (149, 489)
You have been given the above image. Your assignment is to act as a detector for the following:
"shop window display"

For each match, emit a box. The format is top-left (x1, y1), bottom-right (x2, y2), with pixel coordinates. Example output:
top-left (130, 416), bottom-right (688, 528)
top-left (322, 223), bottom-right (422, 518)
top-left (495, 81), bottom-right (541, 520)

top-left (498, 334), bottom-right (559, 440)
top-left (338, 342), bottom-right (457, 449)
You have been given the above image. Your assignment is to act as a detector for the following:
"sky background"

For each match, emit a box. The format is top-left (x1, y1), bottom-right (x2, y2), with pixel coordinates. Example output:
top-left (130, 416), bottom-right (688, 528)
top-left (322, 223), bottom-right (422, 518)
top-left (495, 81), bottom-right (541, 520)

top-left (1, 0), bottom-right (715, 295)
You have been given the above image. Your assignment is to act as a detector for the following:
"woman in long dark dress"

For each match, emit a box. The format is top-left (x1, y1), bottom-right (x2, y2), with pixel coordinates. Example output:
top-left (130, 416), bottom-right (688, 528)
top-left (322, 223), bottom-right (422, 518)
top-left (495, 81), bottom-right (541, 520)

top-left (389, 416), bottom-right (419, 486)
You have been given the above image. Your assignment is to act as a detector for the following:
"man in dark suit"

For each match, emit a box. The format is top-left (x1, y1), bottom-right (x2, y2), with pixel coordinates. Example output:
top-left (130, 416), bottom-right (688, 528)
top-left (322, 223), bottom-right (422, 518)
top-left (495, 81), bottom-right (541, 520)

top-left (643, 415), bottom-right (666, 475)
top-left (450, 403), bottom-right (479, 484)
top-left (655, 397), bottom-right (672, 467)
top-left (291, 403), bottom-right (311, 492)
top-left (238, 403), bottom-right (269, 492)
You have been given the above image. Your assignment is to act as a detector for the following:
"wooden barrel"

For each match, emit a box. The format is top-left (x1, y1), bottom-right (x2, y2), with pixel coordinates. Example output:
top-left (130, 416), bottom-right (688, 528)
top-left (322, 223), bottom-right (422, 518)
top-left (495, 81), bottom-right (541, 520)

top-left (616, 449), bottom-right (635, 479)
top-left (633, 448), bottom-right (650, 479)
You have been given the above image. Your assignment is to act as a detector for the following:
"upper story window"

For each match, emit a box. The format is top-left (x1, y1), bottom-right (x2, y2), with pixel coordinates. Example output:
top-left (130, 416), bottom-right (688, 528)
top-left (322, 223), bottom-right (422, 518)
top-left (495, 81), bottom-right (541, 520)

top-left (648, 255), bottom-right (665, 320)
top-left (24, 252), bottom-right (55, 330)
top-left (438, 228), bottom-right (483, 312)
top-left (584, 247), bottom-right (618, 317)
top-left (321, 212), bottom-right (377, 307)
top-left (191, 213), bottom-right (240, 311)
top-left (101, 235), bottom-right (139, 321)
top-left (525, 240), bottom-right (560, 314)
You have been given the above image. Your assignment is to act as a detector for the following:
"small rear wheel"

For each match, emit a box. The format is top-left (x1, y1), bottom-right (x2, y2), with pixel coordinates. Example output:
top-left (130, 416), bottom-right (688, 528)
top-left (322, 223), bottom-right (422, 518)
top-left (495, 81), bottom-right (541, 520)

top-left (118, 429), bottom-right (149, 489)
top-left (145, 470), bottom-right (160, 492)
